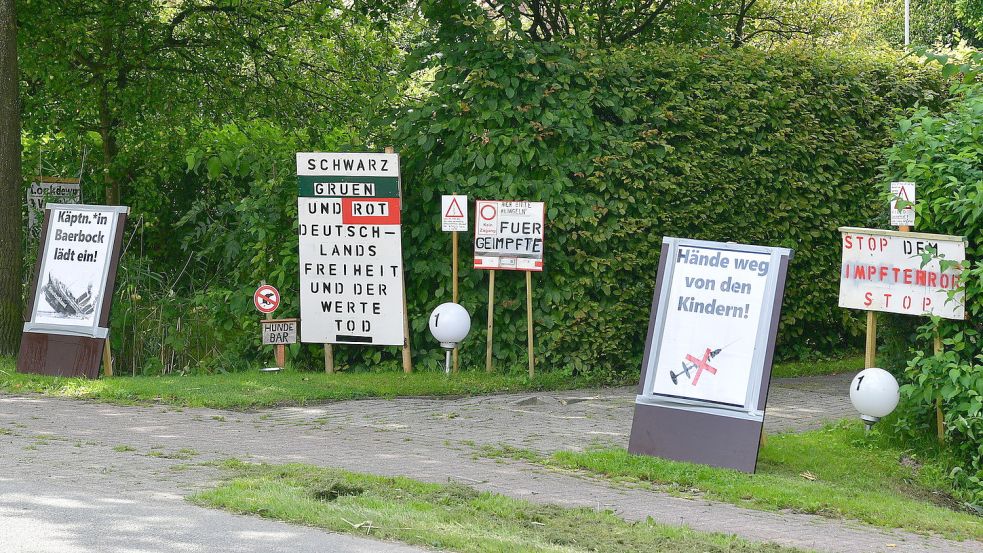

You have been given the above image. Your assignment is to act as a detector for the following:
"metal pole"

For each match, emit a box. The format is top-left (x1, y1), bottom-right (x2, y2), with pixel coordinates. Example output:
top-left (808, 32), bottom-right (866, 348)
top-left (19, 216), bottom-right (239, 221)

top-left (904, 0), bottom-right (910, 46)
top-left (445, 349), bottom-right (452, 375)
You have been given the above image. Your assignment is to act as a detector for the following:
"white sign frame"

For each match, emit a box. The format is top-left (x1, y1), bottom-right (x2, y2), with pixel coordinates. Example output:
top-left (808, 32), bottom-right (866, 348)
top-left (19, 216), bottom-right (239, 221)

top-left (637, 238), bottom-right (792, 422)
top-left (24, 204), bottom-right (128, 339)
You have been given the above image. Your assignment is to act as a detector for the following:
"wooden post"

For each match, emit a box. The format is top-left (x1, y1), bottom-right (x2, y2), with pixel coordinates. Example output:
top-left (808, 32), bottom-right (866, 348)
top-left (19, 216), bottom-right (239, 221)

top-left (934, 332), bottom-right (945, 445)
top-left (864, 311), bottom-right (877, 368)
top-left (102, 338), bottom-right (113, 377)
top-left (324, 344), bottom-right (334, 374)
top-left (526, 271), bottom-right (535, 378)
top-left (485, 270), bottom-right (496, 373)
top-left (452, 228), bottom-right (460, 373)
top-left (388, 146), bottom-right (413, 374)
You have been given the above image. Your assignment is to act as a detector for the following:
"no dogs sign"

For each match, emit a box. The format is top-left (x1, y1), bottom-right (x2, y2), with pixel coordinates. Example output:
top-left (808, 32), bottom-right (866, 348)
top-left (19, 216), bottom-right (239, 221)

top-left (473, 200), bottom-right (545, 271)
top-left (296, 152), bottom-right (406, 346)
top-left (254, 284), bottom-right (280, 314)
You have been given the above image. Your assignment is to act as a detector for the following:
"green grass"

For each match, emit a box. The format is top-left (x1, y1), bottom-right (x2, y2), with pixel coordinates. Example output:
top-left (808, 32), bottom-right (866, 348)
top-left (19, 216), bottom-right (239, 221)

top-left (481, 422), bottom-right (982, 541)
top-left (191, 460), bottom-right (803, 553)
top-left (0, 357), bottom-right (588, 410)
top-left (770, 354), bottom-right (862, 378)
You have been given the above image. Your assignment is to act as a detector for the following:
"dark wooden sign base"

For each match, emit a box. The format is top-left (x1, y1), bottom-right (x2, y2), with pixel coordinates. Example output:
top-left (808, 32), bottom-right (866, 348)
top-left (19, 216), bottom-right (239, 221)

top-left (17, 333), bottom-right (105, 379)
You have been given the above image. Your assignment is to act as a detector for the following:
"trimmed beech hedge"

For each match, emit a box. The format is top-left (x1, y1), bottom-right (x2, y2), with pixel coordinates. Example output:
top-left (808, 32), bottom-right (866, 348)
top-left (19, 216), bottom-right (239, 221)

top-left (392, 42), bottom-right (945, 381)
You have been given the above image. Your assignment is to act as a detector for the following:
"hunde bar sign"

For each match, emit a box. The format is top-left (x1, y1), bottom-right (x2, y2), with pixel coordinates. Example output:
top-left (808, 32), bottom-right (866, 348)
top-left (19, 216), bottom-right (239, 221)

top-left (838, 227), bottom-right (965, 320)
top-left (297, 153), bottom-right (406, 345)
top-left (473, 200), bottom-right (545, 271)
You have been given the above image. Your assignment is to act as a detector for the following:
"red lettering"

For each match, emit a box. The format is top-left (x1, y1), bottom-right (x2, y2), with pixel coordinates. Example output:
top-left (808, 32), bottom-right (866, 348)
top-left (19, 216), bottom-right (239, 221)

top-left (844, 236), bottom-right (853, 249)
top-left (902, 296), bottom-right (912, 309)
top-left (903, 269), bottom-right (912, 284)
top-left (867, 265), bottom-right (877, 279)
top-left (922, 297), bottom-right (933, 310)
top-left (883, 293), bottom-right (892, 307)
top-left (915, 270), bottom-right (927, 285)
top-left (928, 272), bottom-right (937, 287)
top-left (880, 238), bottom-right (888, 251)
top-left (879, 266), bottom-right (888, 281)
top-left (864, 292), bottom-right (873, 307)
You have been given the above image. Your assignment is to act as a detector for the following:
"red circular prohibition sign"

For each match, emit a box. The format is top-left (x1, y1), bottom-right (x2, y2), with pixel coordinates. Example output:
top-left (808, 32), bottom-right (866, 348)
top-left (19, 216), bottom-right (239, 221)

top-left (254, 284), bottom-right (280, 314)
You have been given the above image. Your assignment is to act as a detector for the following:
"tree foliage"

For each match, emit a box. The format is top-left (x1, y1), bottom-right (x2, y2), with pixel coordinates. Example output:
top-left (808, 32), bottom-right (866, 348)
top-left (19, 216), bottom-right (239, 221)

top-left (884, 84), bottom-right (983, 506)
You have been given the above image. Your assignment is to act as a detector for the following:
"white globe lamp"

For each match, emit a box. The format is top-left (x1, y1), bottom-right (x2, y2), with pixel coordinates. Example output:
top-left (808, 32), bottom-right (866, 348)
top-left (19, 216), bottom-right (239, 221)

top-left (429, 303), bottom-right (472, 374)
top-left (849, 368), bottom-right (900, 430)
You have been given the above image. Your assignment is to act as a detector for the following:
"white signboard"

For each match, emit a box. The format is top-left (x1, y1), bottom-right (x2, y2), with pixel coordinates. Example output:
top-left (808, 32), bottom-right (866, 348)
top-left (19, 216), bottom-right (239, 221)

top-left (441, 195), bottom-right (468, 232)
top-left (297, 152), bottom-right (406, 346)
top-left (838, 227), bottom-right (965, 320)
top-left (890, 181), bottom-right (916, 227)
top-left (261, 319), bottom-right (298, 345)
top-left (473, 200), bottom-right (545, 271)
top-left (27, 179), bottom-right (81, 238)
top-left (641, 240), bottom-right (790, 411)
top-left (26, 204), bottom-right (125, 337)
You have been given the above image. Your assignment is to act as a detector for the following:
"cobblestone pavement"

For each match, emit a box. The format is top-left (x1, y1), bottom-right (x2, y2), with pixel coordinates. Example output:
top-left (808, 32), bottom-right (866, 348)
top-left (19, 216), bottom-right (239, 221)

top-left (0, 373), bottom-right (978, 553)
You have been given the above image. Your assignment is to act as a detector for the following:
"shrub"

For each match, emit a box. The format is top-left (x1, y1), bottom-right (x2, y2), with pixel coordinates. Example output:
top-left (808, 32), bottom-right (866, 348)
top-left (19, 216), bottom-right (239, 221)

top-left (883, 84), bottom-right (983, 506)
top-left (392, 40), bottom-right (945, 380)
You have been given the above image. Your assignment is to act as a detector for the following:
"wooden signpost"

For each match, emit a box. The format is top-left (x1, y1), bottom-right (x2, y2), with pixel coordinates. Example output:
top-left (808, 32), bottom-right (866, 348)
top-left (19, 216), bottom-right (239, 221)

top-left (473, 200), bottom-right (545, 376)
top-left (18, 204), bottom-right (128, 379)
top-left (841, 182), bottom-right (964, 444)
top-left (296, 149), bottom-right (412, 374)
top-left (441, 194), bottom-right (468, 372)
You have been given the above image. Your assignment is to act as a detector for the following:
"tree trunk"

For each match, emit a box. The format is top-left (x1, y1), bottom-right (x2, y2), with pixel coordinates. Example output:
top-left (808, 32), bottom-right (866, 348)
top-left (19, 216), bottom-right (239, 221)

top-left (99, 82), bottom-right (120, 205)
top-left (0, 0), bottom-right (23, 355)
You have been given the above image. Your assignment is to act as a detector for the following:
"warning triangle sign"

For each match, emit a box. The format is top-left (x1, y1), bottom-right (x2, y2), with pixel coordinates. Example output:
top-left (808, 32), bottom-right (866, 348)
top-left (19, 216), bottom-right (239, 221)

top-left (444, 197), bottom-right (465, 218)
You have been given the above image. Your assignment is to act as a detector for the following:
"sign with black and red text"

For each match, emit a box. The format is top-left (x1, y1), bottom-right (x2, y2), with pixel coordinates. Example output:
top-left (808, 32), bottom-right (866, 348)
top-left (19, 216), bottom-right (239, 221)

top-left (838, 227), bottom-right (965, 320)
top-left (473, 200), bottom-right (545, 271)
top-left (297, 153), bottom-right (405, 345)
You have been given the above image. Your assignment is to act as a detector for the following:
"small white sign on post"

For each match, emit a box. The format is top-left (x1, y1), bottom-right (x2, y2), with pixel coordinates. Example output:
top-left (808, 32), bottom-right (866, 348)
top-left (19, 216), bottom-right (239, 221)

top-left (838, 227), bottom-right (965, 320)
top-left (473, 200), bottom-right (545, 271)
top-left (890, 182), bottom-right (916, 227)
top-left (261, 319), bottom-right (298, 345)
top-left (441, 195), bottom-right (468, 232)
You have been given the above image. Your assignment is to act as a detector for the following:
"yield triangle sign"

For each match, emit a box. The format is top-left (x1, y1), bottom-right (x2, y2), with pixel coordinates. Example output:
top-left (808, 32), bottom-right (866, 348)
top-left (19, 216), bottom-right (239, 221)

top-left (445, 197), bottom-right (465, 218)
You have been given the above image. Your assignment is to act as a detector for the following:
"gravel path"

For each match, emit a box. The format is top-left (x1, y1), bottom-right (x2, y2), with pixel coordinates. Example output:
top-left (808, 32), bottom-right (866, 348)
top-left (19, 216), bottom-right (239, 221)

top-left (0, 373), bottom-right (977, 553)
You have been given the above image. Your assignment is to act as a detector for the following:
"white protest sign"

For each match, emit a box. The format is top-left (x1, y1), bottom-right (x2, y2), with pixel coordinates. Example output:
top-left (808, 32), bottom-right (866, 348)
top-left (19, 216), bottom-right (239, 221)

top-left (27, 178), bottom-right (81, 239)
top-left (473, 200), bottom-right (545, 271)
top-left (297, 152), bottom-right (406, 346)
top-left (890, 182), bottom-right (916, 227)
top-left (27, 204), bottom-right (124, 336)
top-left (441, 195), bottom-right (468, 232)
top-left (642, 241), bottom-right (788, 409)
top-left (838, 227), bottom-right (965, 320)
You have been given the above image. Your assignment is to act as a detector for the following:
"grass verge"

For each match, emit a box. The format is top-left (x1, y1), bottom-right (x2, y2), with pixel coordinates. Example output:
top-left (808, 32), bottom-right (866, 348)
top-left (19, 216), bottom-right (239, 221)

top-left (0, 356), bottom-right (587, 409)
top-left (770, 354), bottom-right (862, 378)
top-left (191, 460), bottom-right (803, 553)
top-left (480, 421), bottom-right (982, 541)
top-left (0, 353), bottom-right (857, 410)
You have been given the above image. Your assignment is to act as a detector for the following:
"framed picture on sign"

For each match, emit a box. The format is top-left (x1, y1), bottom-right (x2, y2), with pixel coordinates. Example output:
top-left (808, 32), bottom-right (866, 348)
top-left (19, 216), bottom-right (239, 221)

top-left (629, 237), bottom-right (793, 473)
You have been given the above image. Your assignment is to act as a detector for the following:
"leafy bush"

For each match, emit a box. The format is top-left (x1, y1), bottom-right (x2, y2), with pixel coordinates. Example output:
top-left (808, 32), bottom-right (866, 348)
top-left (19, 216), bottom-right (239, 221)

top-left (883, 84), bottom-right (983, 506)
top-left (392, 39), bottom-right (945, 380)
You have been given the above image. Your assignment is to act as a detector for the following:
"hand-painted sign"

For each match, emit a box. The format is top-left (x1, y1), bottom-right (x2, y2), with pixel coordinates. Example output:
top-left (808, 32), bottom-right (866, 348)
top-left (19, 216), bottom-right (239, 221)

top-left (19, 203), bottom-right (128, 380)
top-left (838, 227), bottom-right (965, 320)
top-left (254, 284), bottom-right (280, 314)
top-left (296, 152), bottom-right (406, 346)
top-left (630, 237), bottom-right (793, 473)
top-left (261, 318), bottom-right (298, 345)
top-left (473, 200), bottom-right (545, 271)
top-left (890, 182), bottom-right (916, 227)
top-left (27, 178), bottom-right (81, 239)
top-left (441, 195), bottom-right (468, 232)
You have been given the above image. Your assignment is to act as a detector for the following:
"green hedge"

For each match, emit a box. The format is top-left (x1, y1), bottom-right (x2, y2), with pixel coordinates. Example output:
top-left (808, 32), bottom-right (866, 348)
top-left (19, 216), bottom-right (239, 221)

top-left (393, 42), bottom-right (945, 380)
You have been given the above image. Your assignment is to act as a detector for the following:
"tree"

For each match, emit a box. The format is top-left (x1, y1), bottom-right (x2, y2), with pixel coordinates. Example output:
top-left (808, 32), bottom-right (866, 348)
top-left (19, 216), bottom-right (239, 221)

top-left (19, 0), bottom-right (404, 206)
top-left (0, 0), bottom-right (22, 355)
